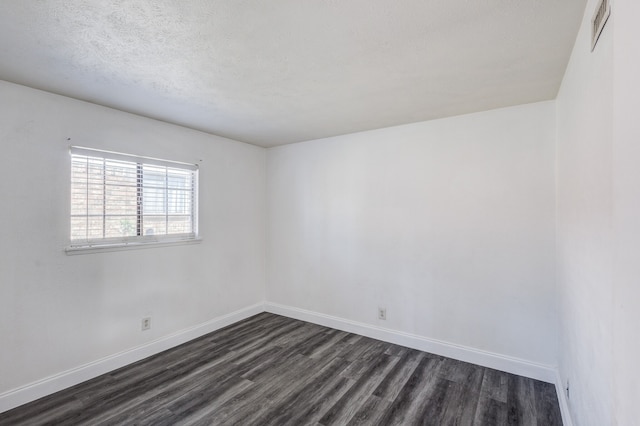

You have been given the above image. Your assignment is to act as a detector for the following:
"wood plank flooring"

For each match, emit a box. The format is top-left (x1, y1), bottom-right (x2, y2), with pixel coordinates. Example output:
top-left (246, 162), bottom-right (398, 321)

top-left (0, 313), bottom-right (563, 425)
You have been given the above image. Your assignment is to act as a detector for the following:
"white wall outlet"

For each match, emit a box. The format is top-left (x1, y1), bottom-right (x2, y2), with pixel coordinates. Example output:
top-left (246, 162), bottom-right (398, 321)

top-left (378, 307), bottom-right (387, 320)
top-left (141, 317), bottom-right (151, 331)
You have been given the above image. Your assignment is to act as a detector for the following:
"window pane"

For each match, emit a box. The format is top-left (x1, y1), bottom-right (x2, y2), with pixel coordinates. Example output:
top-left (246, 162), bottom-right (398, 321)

top-left (104, 183), bottom-right (137, 216)
top-left (70, 148), bottom-right (197, 245)
top-left (105, 216), bottom-right (138, 238)
top-left (142, 216), bottom-right (167, 236)
top-left (70, 185), bottom-right (87, 215)
top-left (143, 186), bottom-right (165, 215)
top-left (87, 217), bottom-right (104, 239)
top-left (168, 169), bottom-right (192, 189)
top-left (104, 160), bottom-right (137, 185)
top-left (142, 165), bottom-right (166, 188)
top-left (168, 215), bottom-right (192, 234)
top-left (168, 190), bottom-right (188, 214)
top-left (70, 217), bottom-right (87, 240)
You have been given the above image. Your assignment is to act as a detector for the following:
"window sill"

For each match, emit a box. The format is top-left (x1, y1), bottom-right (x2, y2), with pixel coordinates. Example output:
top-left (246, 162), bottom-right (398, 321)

top-left (65, 238), bottom-right (202, 255)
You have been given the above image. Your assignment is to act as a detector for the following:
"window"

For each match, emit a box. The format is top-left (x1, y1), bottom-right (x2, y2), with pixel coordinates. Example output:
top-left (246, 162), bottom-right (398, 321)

top-left (68, 146), bottom-right (199, 253)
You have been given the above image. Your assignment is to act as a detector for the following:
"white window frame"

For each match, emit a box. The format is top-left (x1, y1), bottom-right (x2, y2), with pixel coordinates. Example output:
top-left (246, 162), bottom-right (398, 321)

top-left (66, 146), bottom-right (200, 255)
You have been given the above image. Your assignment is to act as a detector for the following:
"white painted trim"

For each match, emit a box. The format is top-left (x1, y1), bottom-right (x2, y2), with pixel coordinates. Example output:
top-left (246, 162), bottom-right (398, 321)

top-left (0, 302), bottom-right (264, 414)
top-left (555, 370), bottom-right (574, 426)
top-left (1, 301), bottom-right (566, 417)
top-left (65, 237), bottom-right (203, 255)
top-left (265, 302), bottom-right (558, 384)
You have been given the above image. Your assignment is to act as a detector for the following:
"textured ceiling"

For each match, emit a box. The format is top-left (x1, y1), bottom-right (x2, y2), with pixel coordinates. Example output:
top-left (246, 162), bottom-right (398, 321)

top-left (0, 0), bottom-right (586, 147)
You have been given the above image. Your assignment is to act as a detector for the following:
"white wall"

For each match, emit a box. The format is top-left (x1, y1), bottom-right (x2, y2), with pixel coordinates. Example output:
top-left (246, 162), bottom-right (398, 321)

top-left (5, 6), bottom-right (638, 420)
top-left (557, 1), bottom-right (640, 424)
top-left (267, 102), bottom-right (557, 367)
top-left (0, 81), bottom-right (266, 395)
top-left (555, 0), bottom-right (614, 424)
top-left (612, 0), bottom-right (640, 424)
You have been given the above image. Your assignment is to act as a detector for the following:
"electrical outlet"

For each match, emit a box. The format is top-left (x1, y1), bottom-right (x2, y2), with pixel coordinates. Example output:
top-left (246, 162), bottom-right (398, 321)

top-left (378, 307), bottom-right (387, 320)
top-left (142, 317), bottom-right (151, 331)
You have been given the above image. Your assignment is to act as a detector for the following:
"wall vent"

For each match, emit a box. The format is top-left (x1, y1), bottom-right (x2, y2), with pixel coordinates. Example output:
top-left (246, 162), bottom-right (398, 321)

top-left (591, 0), bottom-right (611, 51)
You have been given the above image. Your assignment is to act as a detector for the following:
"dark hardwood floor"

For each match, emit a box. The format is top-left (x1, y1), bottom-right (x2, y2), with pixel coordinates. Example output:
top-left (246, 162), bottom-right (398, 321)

top-left (0, 313), bottom-right (563, 425)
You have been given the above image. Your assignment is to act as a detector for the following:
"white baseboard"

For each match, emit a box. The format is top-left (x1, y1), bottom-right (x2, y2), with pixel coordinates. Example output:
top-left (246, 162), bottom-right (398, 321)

top-left (555, 371), bottom-right (573, 426)
top-left (0, 302), bottom-right (264, 414)
top-left (2, 301), bottom-right (570, 423)
top-left (265, 302), bottom-right (558, 384)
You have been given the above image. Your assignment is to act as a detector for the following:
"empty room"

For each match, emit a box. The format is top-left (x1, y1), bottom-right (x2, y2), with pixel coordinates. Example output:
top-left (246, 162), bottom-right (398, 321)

top-left (0, 0), bottom-right (638, 425)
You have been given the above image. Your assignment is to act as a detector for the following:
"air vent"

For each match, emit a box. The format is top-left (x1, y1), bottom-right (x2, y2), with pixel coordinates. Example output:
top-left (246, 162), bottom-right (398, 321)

top-left (591, 0), bottom-right (611, 51)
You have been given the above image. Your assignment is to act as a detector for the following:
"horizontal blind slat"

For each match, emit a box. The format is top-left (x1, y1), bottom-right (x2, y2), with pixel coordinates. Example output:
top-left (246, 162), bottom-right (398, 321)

top-left (70, 147), bottom-right (198, 244)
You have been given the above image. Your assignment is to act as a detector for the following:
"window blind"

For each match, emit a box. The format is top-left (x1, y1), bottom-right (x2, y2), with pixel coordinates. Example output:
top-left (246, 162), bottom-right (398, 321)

top-left (70, 147), bottom-right (198, 247)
